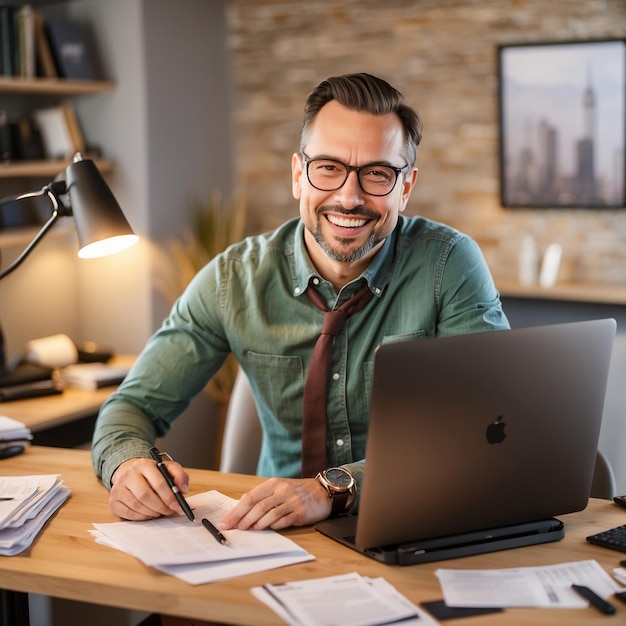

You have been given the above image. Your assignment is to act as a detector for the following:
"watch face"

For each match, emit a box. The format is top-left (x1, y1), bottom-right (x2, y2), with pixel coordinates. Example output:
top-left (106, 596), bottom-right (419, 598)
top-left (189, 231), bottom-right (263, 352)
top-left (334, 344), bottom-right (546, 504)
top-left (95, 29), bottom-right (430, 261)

top-left (325, 468), bottom-right (352, 488)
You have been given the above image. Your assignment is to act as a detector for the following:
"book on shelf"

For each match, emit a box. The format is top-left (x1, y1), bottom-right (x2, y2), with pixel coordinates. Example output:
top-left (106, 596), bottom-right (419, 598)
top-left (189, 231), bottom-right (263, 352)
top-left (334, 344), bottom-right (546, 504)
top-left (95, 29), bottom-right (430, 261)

top-left (60, 100), bottom-right (85, 153)
top-left (0, 5), bottom-right (17, 77)
top-left (45, 17), bottom-right (97, 80)
top-left (0, 5), bottom-right (37, 78)
top-left (0, 7), bottom-right (103, 81)
top-left (10, 114), bottom-right (45, 160)
top-left (0, 110), bottom-right (13, 162)
top-left (16, 4), bottom-right (35, 78)
top-left (33, 8), bottom-right (56, 78)
top-left (33, 101), bottom-right (84, 159)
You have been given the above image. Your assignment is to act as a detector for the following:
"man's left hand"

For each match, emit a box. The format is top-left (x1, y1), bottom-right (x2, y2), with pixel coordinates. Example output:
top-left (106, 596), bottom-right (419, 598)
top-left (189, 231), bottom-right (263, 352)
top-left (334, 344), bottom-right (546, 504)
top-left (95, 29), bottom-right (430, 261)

top-left (219, 477), bottom-right (331, 530)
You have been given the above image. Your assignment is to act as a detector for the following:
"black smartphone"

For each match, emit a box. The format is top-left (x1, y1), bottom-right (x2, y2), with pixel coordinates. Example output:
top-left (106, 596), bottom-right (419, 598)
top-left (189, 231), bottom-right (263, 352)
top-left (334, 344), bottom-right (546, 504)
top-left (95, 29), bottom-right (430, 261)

top-left (614, 495), bottom-right (626, 508)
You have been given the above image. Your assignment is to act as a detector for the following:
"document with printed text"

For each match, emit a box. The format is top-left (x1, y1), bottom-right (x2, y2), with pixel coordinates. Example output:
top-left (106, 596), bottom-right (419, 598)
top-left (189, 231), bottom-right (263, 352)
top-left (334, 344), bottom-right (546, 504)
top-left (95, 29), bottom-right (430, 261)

top-left (436, 559), bottom-right (626, 608)
top-left (251, 572), bottom-right (440, 626)
top-left (91, 489), bottom-right (314, 584)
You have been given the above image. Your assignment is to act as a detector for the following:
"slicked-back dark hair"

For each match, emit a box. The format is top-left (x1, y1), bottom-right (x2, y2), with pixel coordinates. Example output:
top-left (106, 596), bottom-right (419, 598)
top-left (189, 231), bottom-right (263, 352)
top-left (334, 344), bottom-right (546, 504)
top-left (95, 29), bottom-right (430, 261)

top-left (300, 73), bottom-right (423, 167)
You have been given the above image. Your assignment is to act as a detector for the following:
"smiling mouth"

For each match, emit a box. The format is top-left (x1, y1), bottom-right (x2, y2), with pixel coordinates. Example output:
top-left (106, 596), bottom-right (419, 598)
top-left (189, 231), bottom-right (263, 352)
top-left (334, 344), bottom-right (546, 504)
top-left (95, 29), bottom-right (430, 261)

top-left (326, 214), bottom-right (369, 228)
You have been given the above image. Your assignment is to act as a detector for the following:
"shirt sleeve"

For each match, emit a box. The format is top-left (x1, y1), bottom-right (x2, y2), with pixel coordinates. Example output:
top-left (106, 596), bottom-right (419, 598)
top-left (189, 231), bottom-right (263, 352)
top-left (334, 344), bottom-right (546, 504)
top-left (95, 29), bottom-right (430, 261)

top-left (436, 234), bottom-right (510, 335)
top-left (91, 260), bottom-right (230, 489)
top-left (341, 459), bottom-right (365, 515)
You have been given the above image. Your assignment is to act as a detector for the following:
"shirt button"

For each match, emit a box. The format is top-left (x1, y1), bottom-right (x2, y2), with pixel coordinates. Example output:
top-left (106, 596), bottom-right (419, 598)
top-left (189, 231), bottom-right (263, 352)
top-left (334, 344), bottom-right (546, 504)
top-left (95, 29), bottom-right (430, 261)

top-left (375, 287), bottom-right (381, 295)
top-left (312, 277), bottom-right (320, 286)
top-left (336, 439), bottom-right (344, 447)
top-left (294, 287), bottom-right (301, 295)
top-left (332, 372), bottom-right (340, 380)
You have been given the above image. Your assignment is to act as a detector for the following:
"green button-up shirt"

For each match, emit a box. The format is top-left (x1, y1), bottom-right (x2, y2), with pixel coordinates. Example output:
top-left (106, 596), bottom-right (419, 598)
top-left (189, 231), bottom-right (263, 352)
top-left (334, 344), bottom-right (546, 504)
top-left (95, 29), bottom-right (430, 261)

top-left (92, 216), bottom-right (509, 492)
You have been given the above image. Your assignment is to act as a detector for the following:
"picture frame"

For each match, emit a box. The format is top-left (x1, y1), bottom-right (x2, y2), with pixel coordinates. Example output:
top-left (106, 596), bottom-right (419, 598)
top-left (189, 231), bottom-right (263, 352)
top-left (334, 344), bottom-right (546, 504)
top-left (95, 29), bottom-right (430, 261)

top-left (498, 39), bottom-right (626, 209)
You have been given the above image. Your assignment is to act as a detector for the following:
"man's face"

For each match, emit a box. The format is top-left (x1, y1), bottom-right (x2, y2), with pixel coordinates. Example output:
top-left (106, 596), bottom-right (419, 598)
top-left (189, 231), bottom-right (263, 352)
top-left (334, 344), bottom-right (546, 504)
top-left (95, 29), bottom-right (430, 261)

top-left (292, 100), bottom-right (418, 269)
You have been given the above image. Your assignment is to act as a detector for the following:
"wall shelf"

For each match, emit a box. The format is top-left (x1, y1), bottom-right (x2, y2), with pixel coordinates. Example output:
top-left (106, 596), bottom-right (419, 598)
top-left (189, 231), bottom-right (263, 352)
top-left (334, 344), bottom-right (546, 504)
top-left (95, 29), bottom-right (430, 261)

top-left (0, 221), bottom-right (72, 250)
top-left (497, 279), bottom-right (626, 306)
top-left (0, 157), bottom-right (114, 178)
top-left (0, 77), bottom-right (114, 96)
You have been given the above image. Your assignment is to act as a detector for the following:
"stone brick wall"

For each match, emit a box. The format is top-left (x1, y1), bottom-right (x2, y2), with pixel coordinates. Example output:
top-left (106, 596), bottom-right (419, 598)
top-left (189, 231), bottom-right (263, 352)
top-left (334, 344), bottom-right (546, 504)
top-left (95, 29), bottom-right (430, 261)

top-left (225, 0), bottom-right (626, 286)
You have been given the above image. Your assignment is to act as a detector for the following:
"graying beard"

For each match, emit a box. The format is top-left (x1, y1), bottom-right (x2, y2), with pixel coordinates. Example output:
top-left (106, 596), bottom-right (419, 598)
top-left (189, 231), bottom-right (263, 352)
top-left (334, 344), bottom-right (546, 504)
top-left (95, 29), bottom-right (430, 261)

top-left (311, 227), bottom-right (379, 263)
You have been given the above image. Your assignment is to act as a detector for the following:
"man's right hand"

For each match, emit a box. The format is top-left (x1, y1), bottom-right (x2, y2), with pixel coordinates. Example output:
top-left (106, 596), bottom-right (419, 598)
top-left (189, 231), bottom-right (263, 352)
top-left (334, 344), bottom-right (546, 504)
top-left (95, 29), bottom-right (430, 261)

top-left (109, 456), bottom-right (191, 521)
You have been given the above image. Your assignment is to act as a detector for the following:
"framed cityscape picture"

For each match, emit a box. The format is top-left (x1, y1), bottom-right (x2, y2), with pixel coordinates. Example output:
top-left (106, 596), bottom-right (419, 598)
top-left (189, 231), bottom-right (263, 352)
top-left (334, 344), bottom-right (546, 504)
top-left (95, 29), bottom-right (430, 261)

top-left (498, 39), bottom-right (626, 208)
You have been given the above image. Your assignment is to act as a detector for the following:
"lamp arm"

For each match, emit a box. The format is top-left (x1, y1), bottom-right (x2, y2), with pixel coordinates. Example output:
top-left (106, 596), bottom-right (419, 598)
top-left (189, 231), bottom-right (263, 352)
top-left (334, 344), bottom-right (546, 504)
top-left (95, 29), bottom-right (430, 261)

top-left (0, 182), bottom-right (70, 281)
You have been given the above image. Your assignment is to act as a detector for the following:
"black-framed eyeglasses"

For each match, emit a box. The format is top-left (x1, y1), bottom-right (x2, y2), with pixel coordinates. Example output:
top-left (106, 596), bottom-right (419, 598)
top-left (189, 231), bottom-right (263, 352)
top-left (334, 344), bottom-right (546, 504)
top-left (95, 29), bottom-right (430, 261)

top-left (301, 151), bottom-right (409, 197)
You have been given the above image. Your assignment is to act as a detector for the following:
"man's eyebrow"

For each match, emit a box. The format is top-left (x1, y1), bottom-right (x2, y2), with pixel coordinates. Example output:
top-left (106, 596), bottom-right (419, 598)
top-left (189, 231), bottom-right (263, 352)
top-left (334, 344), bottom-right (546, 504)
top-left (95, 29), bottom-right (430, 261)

top-left (307, 153), bottom-right (401, 167)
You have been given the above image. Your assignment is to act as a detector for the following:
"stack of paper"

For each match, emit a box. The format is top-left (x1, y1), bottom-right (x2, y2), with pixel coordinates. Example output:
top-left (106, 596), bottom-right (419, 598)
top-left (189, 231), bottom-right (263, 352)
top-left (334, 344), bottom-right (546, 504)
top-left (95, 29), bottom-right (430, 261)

top-left (61, 362), bottom-right (130, 390)
top-left (91, 490), bottom-right (314, 584)
top-left (251, 572), bottom-right (439, 626)
top-left (0, 416), bottom-right (33, 459)
top-left (0, 474), bottom-right (70, 555)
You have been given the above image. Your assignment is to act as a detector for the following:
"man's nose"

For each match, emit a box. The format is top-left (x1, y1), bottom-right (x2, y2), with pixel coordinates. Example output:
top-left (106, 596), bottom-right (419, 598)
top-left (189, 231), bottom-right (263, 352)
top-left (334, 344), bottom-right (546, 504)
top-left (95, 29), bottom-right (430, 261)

top-left (334, 170), bottom-right (365, 208)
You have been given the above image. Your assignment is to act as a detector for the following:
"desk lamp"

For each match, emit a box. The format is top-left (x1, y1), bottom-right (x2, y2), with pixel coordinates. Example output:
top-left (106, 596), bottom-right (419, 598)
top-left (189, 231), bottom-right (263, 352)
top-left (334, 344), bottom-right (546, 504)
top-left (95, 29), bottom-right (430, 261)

top-left (0, 152), bottom-right (138, 377)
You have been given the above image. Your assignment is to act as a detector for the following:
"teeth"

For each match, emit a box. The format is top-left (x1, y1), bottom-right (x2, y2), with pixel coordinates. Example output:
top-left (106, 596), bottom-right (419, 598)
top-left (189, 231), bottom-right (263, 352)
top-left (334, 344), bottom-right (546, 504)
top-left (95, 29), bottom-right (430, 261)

top-left (327, 215), bottom-right (367, 228)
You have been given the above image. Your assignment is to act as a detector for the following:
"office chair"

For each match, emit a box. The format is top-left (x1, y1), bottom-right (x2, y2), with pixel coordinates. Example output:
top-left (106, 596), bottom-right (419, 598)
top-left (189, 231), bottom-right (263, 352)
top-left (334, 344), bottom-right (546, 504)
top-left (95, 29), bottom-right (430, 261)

top-left (219, 368), bottom-right (262, 474)
top-left (591, 449), bottom-right (617, 500)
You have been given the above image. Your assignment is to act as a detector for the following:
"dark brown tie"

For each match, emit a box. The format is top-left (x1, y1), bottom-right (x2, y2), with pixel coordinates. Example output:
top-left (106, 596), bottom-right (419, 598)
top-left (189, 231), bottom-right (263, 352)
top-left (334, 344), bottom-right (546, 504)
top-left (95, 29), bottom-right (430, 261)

top-left (301, 281), bottom-right (374, 477)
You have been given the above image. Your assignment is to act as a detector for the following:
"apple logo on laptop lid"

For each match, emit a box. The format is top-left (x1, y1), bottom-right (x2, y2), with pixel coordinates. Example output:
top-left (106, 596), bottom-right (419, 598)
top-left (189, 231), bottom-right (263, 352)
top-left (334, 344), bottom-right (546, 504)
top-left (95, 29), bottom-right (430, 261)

top-left (486, 415), bottom-right (507, 444)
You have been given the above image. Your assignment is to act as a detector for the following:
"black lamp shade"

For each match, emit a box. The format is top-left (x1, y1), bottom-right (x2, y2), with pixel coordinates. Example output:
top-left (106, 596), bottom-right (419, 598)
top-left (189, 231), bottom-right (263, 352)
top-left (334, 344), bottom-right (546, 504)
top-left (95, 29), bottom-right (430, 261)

top-left (65, 157), bottom-right (138, 258)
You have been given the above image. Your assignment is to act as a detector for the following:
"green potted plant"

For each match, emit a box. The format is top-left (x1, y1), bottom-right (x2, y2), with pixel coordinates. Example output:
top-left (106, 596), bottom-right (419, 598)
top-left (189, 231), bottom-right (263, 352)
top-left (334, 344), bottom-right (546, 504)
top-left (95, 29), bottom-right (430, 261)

top-left (154, 189), bottom-right (247, 462)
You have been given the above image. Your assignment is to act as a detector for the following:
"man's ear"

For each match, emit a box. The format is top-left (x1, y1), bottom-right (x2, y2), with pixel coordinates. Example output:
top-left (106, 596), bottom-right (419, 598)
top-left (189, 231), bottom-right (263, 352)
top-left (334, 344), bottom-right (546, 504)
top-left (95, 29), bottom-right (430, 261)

top-left (399, 167), bottom-right (418, 212)
top-left (292, 152), bottom-right (303, 200)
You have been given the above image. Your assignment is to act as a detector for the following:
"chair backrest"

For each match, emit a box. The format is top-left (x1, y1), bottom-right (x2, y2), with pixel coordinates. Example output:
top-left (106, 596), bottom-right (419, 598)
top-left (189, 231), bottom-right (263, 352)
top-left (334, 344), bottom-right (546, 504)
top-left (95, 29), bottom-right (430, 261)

top-left (219, 368), bottom-right (262, 474)
top-left (591, 449), bottom-right (617, 500)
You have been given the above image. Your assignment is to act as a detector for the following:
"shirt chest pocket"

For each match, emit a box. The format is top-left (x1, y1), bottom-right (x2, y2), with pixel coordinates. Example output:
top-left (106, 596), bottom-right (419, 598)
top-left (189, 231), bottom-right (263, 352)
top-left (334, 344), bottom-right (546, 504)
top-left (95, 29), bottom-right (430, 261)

top-left (244, 351), bottom-right (304, 426)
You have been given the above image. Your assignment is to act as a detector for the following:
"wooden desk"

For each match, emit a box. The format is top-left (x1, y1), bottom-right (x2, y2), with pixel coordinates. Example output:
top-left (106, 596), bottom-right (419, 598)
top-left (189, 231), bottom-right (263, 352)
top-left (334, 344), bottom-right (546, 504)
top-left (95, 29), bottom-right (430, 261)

top-left (1, 356), bottom-right (133, 447)
top-left (1, 447), bottom-right (626, 625)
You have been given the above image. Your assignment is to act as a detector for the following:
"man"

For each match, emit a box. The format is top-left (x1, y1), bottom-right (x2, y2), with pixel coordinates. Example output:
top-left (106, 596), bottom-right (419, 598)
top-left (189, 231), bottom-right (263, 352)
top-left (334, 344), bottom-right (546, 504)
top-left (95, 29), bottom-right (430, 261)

top-left (92, 73), bottom-right (509, 532)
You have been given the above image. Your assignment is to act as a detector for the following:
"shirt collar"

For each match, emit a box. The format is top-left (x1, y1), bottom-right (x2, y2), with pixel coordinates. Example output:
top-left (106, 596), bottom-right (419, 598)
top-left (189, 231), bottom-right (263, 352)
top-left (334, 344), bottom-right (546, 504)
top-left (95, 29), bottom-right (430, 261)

top-left (291, 218), bottom-right (400, 299)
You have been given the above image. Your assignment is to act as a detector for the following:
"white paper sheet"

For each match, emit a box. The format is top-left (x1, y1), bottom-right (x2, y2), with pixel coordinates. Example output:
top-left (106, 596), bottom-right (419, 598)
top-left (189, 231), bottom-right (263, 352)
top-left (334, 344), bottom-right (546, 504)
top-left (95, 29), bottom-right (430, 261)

top-left (0, 474), bottom-right (61, 528)
top-left (92, 489), bottom-right (314, 584)
top-left (0, 474), bottom-right (69, 555)
top-left (436, 559), bottom-right (626, 608)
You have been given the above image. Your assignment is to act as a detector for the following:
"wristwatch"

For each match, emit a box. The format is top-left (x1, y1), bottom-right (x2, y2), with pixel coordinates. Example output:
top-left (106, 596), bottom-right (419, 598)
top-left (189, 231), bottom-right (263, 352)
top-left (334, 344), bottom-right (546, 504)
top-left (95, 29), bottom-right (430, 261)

top-left (316, 467), bottom-right (356, 517)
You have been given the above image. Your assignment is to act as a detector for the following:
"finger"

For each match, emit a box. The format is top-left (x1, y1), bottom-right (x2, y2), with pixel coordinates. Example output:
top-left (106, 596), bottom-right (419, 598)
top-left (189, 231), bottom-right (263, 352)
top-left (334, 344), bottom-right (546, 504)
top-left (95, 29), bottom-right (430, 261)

top-left (110, 458), bottom-right (184, 519)
top-left (147, 461), bottom-right (191, 513)
top-left (109, 491), bottom-right (162, 520)
top-left (220, 481), bottom-right (280, 530)
top-left (110, 480), bottom-right (173, 520)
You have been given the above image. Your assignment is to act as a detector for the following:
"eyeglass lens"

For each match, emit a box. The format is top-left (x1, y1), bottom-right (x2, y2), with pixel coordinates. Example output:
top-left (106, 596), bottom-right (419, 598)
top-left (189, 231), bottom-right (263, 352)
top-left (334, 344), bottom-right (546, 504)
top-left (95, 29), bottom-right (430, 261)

top-left (306, 159), bottom-right (399, 196)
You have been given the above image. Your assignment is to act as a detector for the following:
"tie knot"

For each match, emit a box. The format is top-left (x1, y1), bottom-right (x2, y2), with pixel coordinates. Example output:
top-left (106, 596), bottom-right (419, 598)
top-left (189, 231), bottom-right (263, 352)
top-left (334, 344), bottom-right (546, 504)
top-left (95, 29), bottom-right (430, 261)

top-left (321, 309), bottom-right (348, 337)
top-left (306, 281), bottom-right (374, 338)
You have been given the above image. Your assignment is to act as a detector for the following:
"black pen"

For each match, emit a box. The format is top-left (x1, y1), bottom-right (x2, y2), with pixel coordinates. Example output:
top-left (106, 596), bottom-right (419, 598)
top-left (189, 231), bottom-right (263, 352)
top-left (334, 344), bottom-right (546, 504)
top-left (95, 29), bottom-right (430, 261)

top-left (571, 584), bottom-right (617, 615)
top-left (202, 517), bottom-right (229, 546)
top-left (149, 447), bottom-right (195, 522)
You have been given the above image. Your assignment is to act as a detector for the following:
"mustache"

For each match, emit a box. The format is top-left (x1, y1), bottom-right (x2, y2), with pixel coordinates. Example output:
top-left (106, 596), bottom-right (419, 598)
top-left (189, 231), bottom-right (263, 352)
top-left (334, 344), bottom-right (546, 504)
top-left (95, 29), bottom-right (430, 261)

top-left (316, 204), bottom-right (380, 220)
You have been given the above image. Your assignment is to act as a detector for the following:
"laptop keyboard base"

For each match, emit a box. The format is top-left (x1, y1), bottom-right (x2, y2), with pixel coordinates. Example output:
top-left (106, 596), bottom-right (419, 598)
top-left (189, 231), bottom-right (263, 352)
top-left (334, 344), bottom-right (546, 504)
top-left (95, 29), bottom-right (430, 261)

top-left (317, 517), bottom-right (565, 565)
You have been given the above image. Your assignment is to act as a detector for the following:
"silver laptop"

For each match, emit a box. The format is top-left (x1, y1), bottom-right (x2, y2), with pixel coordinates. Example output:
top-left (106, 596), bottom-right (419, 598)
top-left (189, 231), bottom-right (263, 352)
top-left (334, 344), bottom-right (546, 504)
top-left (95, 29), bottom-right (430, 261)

top-left (316, 318), bottom-right (616, 564)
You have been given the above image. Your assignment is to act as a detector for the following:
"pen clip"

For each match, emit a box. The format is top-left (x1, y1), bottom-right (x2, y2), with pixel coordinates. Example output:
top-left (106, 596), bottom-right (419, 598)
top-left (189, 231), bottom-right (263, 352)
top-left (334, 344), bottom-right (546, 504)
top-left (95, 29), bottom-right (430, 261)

top-left (152, 450), bottom-right (173, 462)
